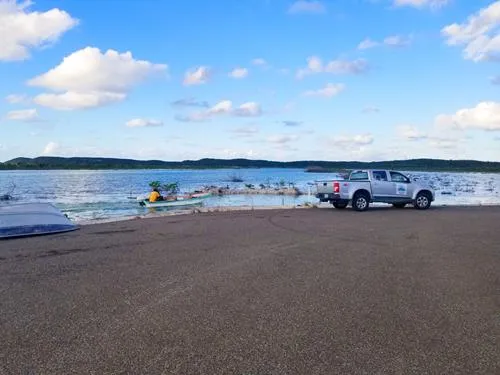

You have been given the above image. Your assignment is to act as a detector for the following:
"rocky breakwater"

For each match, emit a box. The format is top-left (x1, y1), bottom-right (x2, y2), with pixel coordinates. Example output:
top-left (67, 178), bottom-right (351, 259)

top-left (206, 185), bottom-right (303, 196)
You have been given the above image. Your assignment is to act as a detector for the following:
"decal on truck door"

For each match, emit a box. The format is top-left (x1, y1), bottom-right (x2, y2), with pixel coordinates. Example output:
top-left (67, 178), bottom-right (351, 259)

top-left (396, 183), bottom-right (407, 195)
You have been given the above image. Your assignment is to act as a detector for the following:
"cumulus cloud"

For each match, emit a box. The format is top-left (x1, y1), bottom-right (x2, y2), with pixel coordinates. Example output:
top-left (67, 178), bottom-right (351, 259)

top-left (228, 67), bottom-right (249, 79)
top-left (234, 102), bottom-right (262, 117)
top-left (396, 124), bottom-right (466, 150)
top-left (296, 56), bottom-right (368, 79)
top-left (251, 58), bottom-right (268, 67)
top-left (303, 83), bottom-right (345, 97)
top-left (42, 141), bottom-right (60, 155)
top-left (358, 38), bottom-right (379, 50)
top-left (5, 108), bottom-right (39, 121)
top-left (288, 1), bottom-right (326, 14)
top-left (329, 134), bottom-right (374, 147)
top-left (34, 91), bottom-right (125, 111)
top-left (393, 0), bottom-right (450, 8)
top-left (176, 100), bottom-right (263, 122)
top-left (384, 35), bottom-right (412, 47)
top-left (441, 1), bottom-right (500, 62)
top-left (171, 98), bottom-right (209, 108)
top-left (358, 35), bottom-right (412, 50)
top-left (126, 118), bottom-right (163, 128)
top-left (28, 47), bottom-right (167, 110)
top-left (5, 94), bottom-right (29, 104)
top-left (435, 101), bottom-right (500, 131)
top-left (183, 66), bottom-right (211, 85)
top-left (0, 0), bottom-right (78, 61)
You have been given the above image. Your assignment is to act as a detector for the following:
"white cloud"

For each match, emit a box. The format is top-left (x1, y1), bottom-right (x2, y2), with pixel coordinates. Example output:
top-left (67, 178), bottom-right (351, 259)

top-left (303, 83), bottom-right (345, 97)
top-left (218, 148), bottom-right (259, 158)
top-left (442, 1), bottom-right (500, 62)
top-left (176, 100), bottom-right (263, 122)
top-left (358, 35), bottom-right (411, 50)
top-left (329, 134), bottom-right (374, 147)
top-left (230, 126), bottom-right (259, 137)
top-left (5, 108), bottom-right (39, 121)
top-left (34, 91), bottom-right (125, 111)
top-left (209, 100), bottom-right (233, 115)
top-left (42, 141), bottom-right (60, 155)
top-left (267, 134), bottom-right (300, 144)
top-left (251, 58), bottom-right (267, 66)
top-left (29, 47), bottom-right (167, 92)
top-left (397, 125), bottom-right (428, 140)
top-left (358, 38), bottom-right (379, 50)
top-left (171, 98), bottom-right (209, 108)
top-left (435, 101), bottom-right (500, 131)
top-left (288, 1), bottom-right (326, 14)
top-left (234, 102), bottom-right (262, 117)
top-left (428, 138), bottom-right (460, 149)
top-left (296, 56), bottom-right (368, 78)
top-left (362, 105), bottom-right (380, 113)
top-left (393, 0), bottom-right (450, 9)
top-left (5, 94), bottom-right (28, 104)
top-left (383, 35), bottom-right (412, 47)
top-left (183, 66), bottom-right (211, 85)
top-left (0, 0), bottom-right (78, 61)
top-left (126, 118), bottom-right (163, 128)
top-left (282, 120), bottom-right (303, 127)
top-left (490, 76), bottom-right (500, 85)
top-left (28, 47), bottom-right (167, 110)
top-left (396, 124), bottom-right (466, 150)
top-left (228, 67), bottom-right (249, 79)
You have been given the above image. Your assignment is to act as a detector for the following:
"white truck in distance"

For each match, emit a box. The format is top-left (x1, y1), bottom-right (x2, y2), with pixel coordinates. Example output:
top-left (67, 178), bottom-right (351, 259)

top-left (315, 170), bottom-right (435, 212)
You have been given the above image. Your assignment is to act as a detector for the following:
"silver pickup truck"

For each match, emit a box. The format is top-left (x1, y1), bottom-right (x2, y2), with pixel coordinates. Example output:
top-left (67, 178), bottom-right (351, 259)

top-left (315, 170), bottom-right (435, 211)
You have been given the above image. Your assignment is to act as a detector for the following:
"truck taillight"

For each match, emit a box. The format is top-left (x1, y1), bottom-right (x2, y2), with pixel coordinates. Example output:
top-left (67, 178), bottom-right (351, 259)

top-left (334, 182), bottom-right (340, 193)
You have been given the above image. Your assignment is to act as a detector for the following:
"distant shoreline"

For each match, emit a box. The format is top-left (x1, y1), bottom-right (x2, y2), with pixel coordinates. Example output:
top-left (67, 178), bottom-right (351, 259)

top-left (2, 156), bottom-right (500, 173)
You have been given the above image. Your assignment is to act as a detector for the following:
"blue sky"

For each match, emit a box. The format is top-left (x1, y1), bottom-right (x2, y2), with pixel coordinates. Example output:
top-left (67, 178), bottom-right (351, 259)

top-left (0, 0), bottom-right (499, 162)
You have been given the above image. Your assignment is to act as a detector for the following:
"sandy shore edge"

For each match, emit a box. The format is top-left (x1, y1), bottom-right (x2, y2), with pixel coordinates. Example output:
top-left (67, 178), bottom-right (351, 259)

top-left (75, 201), bottom-right (500, 226)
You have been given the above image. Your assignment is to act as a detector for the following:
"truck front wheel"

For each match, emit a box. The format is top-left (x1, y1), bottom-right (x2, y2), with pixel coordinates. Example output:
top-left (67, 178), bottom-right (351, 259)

top-left (352, 192), bottom-right (370, 212)
top-left (333, 201), bottom-right (348, 209)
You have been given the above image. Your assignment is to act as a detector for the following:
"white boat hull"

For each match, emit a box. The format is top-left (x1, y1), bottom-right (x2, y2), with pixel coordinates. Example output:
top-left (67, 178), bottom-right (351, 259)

top-left (139, 198), bottom-right (204, 208)
top-left (0, 203), bottom-right (78, 239)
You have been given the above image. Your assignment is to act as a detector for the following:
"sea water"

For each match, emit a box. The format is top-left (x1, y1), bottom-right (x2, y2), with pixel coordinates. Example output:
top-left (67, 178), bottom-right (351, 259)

top-left (0, 168), bottom-right (499, 222)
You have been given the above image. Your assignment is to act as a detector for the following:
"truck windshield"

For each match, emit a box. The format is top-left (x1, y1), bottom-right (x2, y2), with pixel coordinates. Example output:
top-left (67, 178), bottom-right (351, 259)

top-left (350, 171), bottom-right (369, 180)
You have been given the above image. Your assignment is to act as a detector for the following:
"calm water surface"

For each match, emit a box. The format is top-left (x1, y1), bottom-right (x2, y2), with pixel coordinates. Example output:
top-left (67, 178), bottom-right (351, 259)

top-left (1, 169), bottom-right (499, 222)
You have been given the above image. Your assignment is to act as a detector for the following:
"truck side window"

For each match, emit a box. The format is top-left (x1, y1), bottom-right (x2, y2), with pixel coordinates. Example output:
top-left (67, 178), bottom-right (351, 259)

top-left (372, 171), bottom-right (388, 181)
top-left (350, 171), bottom-right (369, 181)
top-left (390, 172), bottom-right (409, 183)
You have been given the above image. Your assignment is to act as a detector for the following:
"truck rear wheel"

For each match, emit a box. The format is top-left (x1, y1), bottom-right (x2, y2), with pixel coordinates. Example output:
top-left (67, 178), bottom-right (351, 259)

top-left (414, 192), bottom-right (431, 210)
top-left (352, 192), bottom-right (370, 212)
top-left (333, 201), bottom-right (348, 209)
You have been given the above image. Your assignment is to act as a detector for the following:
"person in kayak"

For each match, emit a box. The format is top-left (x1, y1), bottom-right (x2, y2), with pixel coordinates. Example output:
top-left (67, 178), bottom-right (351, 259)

top-left (149, 187), bottom-right (163, 202)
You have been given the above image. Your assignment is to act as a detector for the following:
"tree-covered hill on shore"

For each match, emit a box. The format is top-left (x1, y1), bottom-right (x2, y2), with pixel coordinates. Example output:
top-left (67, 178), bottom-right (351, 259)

top-left (1, 156), bottom-right (500, 173)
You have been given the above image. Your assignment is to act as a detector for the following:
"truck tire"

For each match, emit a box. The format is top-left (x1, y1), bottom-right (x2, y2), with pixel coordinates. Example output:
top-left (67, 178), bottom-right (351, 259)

top-left (414, 192), bottom-right (431, 210)
top-left (392, 203), bottom-right (406, 208)
top-left (352, 192), bottom-right (370, 212)
top-left (333, 201), bottom-right (348, 209)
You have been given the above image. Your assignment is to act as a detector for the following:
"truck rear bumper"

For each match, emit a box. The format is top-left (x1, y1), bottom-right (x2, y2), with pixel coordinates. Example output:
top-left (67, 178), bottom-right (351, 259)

top-left (316, 193), bottom-right (343, 202)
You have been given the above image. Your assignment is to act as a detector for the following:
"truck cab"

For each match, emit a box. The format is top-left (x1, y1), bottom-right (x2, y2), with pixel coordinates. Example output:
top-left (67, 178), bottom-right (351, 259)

top-left (315, 169), bottom-right (435, 211)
